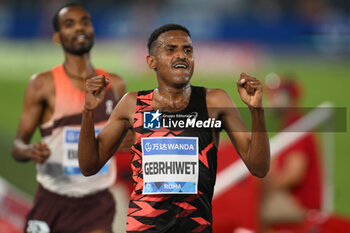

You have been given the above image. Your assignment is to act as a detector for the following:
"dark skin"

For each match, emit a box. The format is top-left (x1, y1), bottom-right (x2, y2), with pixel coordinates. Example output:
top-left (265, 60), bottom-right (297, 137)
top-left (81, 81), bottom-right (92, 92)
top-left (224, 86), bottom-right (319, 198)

top-left (79, 30), bottom-right (270, 180)
top-left (11, 7), bottom-right (127, 233)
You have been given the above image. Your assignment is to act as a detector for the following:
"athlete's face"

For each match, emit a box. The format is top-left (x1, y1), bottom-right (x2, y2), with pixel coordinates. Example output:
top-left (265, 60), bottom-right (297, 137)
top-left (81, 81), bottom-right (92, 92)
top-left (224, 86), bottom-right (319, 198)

top-left (148, 30), bottom-right (194, 88)
top-left (55, 6), bottom-right (94, 55)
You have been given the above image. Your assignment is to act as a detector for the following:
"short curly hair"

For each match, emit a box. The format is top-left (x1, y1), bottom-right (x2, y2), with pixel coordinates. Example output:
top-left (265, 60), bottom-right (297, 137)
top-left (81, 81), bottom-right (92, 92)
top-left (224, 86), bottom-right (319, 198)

top-left (147, 24), bottom-right (191, 54)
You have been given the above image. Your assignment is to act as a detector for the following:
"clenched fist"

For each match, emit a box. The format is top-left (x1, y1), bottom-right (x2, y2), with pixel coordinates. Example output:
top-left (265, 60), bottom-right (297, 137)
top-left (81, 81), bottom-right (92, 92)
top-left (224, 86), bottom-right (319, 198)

top-left (236, 73), bottom-right (263, 108)
top-left (84, 75), bottom-right (109, 111)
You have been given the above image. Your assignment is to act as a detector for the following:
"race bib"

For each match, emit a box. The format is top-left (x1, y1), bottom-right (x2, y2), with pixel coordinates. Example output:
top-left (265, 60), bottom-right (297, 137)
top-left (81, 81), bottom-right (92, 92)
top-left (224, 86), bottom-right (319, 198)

top-left (141, 137), bottom-right (199, 194)
top-left (63, 127), bottom-right (110, 175)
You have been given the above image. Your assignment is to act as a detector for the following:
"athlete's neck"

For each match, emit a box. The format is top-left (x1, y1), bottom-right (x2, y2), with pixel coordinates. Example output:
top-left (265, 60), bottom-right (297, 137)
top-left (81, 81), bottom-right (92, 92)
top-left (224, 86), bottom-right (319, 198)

top-left (153, 84), bottom-right (191, 112)
top-left (63, 52), bottom-right (95, 80)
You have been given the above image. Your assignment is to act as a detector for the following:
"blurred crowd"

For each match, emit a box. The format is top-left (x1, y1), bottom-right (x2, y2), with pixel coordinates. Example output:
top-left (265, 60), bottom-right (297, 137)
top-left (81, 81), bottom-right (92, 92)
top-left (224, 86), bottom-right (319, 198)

top-left (0, 0), bottom-right (348, 42)
top-left (0, 0), bottom-right (349, 59)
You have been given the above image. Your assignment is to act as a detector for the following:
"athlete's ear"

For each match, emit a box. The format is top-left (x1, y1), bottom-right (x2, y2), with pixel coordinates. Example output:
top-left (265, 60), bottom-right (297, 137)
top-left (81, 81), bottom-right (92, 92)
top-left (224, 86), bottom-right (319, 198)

top-left (146, 55), bottom-right (157, 70)
top-left (53, 32), bottom-right (61, 45)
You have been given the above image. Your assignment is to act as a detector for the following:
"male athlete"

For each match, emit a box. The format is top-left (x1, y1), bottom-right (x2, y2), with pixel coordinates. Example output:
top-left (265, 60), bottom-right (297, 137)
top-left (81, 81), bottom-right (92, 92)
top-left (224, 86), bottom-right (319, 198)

top-left (11, 3), bottom-right (128, 233)
top-left (78, 24), bottom-right (270, 232)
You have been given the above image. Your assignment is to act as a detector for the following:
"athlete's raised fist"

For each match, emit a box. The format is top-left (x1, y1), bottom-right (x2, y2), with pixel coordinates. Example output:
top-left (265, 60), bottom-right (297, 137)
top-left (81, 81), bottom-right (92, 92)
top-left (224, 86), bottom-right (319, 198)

top-left (84, 75), bottom-right (109, 111)
top-left (236, 73), bottom-right (263, 108)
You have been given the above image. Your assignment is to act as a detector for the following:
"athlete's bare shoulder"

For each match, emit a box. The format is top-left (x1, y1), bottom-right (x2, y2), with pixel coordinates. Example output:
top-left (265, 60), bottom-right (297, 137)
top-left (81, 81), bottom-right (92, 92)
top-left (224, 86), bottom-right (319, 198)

top-left (205, 88), bottom-right (235, 108)
top-left (110, 91), bottom-right (138, 124)
top-left (119, 91), bottom-right (138, 108)
top-left (27, 70), bottom-right (55, 101)
top-left (107, 72), bottom-right (126, 101)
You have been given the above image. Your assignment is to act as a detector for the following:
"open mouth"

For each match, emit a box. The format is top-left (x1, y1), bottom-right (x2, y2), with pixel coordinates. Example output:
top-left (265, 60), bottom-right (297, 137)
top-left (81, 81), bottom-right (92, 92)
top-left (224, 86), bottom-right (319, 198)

top-left (173, 62), bottom-right (188, 69)
top-left (74, 34), bottom-right (88, 43)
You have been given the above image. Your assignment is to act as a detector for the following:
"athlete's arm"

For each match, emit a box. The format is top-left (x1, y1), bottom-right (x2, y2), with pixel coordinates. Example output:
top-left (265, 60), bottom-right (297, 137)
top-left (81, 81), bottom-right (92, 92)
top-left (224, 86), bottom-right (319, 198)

top-left (207, 73), bottom-right (270, 178)
top-left (11, 73), bottom-right (51, 163)
top-left (78, 75), bottom-right (135, 176)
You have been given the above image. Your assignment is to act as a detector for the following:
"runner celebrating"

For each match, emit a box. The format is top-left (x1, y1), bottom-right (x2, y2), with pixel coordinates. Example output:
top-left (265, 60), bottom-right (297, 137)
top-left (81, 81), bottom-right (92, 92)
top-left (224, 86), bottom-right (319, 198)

top-left (78, 24), bottom-right (270, 232)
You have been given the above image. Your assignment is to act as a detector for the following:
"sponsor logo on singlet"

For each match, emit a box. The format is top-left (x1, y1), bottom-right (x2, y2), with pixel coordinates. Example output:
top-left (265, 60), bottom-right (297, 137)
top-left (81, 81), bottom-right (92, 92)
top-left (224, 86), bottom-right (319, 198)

top-left (143, 110), bottom-right (161, 129)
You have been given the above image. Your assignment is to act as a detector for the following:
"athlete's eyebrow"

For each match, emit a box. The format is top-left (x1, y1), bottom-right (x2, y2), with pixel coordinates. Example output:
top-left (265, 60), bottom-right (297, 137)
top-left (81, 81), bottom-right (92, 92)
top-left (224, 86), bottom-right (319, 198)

top-left (165, 44), bottom-right (177, 48)
top-left (183, 45), bottom-right (193, 49)
top-left (81, 15), bottom-right (91, 21)
top-left (62, 18), bottom-right (74, 25)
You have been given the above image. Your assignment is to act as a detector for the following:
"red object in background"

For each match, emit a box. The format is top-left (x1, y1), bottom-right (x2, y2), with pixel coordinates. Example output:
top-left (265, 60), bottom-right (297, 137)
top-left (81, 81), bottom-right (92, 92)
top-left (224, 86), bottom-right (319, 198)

top-left (115, 151), bottom-right (134, 194)
top-left (212, 141), bottom-right (350, 233)
top-left (0, 180), bottom-right (31, 233)
top-left (212, 137), bottom-right (323, 233)
top-left (213, 143), bottom-right (261, 232)
top-left (276, 111), bottom-right (323, 211)
top-left (0, 217), bottom-right (22, 233)
top-left (320, 214), bottom-right (350, 233)
top-left (272, 212), bottom-right (350, 233)
top-left (274, 133), bottom-right (322, 210)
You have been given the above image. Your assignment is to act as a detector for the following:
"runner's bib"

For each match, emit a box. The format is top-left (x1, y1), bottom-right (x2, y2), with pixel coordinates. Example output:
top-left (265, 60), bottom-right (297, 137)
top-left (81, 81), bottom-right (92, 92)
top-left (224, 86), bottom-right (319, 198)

top-left (63, 127), bottom-right (110, 175)
top-left (141, 137), bottom-right (199, 194)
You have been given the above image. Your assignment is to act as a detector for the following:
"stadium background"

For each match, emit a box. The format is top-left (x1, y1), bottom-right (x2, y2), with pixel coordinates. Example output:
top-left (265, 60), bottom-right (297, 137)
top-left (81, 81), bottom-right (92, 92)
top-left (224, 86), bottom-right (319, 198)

top-left (0, 0), bottom-right (349, 229)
